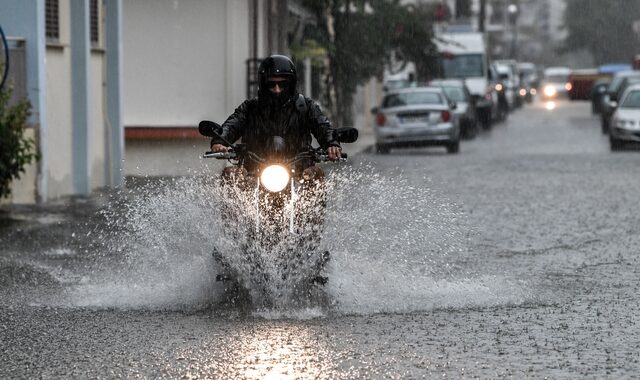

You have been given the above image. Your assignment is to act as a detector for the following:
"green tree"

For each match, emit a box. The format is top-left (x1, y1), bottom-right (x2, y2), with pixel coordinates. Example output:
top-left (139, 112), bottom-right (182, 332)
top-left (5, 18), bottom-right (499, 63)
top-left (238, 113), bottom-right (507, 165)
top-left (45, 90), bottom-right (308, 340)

top-left (563, 0), bottom-right (640, 65)
top-left (298, 0), bottom-right (436, 126)
top-left (0, 88), bottom-right (37, 199)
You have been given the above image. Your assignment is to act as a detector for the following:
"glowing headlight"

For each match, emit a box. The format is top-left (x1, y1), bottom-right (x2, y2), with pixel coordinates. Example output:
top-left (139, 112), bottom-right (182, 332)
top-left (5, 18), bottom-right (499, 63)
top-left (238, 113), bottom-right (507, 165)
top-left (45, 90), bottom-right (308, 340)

top-left (495, 83), bottom-right (503, 92)
top-left (543, 85), bottom-right (557, 98)
top-left (519, 88), bottom-right (527, 97)
top-left (260, 165), bottom-right (290, 192)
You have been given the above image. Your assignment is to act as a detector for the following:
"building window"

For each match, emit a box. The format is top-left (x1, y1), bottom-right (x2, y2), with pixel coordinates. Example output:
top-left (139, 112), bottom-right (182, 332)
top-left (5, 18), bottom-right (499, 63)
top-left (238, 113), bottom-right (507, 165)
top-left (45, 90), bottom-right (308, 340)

top-left (45, 0), bottom-right (59, 42)
top-left (90, 0), bottom-right (100, 46)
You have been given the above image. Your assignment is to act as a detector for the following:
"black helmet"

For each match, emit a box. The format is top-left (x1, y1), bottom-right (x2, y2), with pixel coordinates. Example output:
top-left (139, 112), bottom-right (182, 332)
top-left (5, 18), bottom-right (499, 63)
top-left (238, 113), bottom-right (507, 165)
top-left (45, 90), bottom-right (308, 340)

top-left (258, 55), bottom-right (297, 97)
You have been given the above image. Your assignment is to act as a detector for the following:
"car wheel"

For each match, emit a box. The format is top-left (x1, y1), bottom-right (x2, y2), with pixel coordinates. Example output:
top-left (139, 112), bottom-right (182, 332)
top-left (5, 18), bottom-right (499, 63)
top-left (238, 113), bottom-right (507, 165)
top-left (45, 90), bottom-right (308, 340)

top-left (610, 135), bottom-right (622, 151)
top-left (446, 140), bottom-right (460, 154)
top-left (601, 117), bottom-right (609, 134)
top-left (376, 144), bottom-right (390, 154)
top-left (465, 119), bottom-right (478, 139)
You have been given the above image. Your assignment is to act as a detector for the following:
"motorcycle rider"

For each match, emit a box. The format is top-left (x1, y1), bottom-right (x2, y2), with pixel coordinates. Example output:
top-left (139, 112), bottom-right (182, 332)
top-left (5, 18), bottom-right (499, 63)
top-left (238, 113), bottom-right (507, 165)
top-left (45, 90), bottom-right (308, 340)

top-left (211, 54), bottom-right (342, 181)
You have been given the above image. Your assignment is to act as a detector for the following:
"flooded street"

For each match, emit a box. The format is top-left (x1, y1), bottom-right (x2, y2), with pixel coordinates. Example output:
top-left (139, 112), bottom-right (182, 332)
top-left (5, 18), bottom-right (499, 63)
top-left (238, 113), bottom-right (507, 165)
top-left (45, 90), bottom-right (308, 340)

top-left (2, 100), bottom-right (639, 378)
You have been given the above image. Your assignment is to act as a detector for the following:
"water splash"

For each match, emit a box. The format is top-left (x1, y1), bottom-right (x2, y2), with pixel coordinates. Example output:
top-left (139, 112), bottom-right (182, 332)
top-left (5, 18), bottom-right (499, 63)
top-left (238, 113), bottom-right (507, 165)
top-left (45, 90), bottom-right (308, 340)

top-left (67, 163), bottom-right (527, 315)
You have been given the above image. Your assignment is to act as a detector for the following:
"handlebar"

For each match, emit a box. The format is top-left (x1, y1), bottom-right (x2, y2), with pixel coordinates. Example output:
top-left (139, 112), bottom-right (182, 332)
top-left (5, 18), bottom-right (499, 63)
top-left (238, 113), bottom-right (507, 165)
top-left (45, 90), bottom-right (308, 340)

top-left (202, 149), bottom-right (347, 162)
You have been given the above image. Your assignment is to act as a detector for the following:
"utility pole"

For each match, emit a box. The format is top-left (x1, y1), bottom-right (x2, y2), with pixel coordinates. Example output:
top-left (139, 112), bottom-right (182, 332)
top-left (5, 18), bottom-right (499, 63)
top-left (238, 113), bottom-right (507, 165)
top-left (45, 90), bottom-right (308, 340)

top-left (478, 0), bottom-right (487, 32)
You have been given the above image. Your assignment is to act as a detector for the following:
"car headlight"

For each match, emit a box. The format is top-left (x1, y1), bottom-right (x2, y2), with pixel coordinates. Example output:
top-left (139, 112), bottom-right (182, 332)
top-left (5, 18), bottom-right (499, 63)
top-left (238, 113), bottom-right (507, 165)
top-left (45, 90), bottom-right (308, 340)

top-left (260, 165), bottom-right (290, 192)
top-left (543, 85), bottom-right (557, 97)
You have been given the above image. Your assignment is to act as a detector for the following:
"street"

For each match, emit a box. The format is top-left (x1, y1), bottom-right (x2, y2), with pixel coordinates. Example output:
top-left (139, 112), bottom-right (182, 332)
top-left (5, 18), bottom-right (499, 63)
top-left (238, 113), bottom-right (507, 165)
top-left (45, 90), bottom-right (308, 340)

top-left (1, 99), bottom-right (639, 378)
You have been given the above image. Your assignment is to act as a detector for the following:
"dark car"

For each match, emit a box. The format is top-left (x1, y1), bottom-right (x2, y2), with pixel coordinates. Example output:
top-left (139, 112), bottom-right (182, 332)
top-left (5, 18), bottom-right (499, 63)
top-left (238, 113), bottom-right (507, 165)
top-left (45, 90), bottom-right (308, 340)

top-left (591, 79), bottom-right (610, 114)
top-left (429, 79), bottom-right (478, 139)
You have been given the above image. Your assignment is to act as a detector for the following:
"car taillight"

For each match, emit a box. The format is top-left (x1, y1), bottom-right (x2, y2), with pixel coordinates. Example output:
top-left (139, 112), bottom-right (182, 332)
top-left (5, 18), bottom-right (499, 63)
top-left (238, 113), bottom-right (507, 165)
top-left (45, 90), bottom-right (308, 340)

top-left (376, 113), bottom-right (386, 126)
top-left (441, 110), bottom-right (451, 122)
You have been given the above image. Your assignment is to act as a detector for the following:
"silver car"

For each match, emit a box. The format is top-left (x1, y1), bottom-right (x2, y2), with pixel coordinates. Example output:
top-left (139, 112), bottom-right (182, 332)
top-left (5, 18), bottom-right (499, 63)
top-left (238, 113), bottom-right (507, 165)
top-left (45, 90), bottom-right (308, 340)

top-left (371, 87), bottom-right (461, 154)
top-left (610, 84), bottom-right (640, 150)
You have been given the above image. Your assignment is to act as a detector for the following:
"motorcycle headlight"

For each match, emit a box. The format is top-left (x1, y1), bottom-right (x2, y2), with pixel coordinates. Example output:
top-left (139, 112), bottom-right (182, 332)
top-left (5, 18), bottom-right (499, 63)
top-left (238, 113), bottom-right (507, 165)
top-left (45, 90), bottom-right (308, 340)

top-left (260, 165), bottom-right (290, 192)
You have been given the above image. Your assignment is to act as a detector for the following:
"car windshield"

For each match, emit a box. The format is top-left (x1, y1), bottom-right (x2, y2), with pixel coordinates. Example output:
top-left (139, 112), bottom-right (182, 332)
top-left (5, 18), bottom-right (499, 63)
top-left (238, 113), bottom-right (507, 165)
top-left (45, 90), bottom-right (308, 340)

top-left (385, 79), bottom-right (410, 91)
top-left (383, 91), bottom-right (443, 107)
top-left (620, 90), bottom-right (640, 108)
top-left (441, 54), bottom-right (484, 78)
top-left (441, 86), bottom-right (466, 102)
top-left (545, 75), bottom-right (568, 83)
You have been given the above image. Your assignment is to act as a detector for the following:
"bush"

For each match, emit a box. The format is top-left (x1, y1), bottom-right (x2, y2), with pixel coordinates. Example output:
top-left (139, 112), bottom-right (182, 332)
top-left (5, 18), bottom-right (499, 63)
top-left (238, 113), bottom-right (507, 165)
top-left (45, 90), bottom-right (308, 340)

top-left (0, 87), bottom-right (38, 199)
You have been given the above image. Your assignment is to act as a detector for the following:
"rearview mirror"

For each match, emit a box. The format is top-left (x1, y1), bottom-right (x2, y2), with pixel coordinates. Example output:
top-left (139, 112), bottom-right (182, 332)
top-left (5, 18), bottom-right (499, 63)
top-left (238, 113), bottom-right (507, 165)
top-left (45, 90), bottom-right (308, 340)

top-left (198, 120), bottom-right (223, 137)
top-left (334, 127), bottom-right (359, 143)
top-left (450, 102), bottom-right (457, 110)
top-left (370, 106), bottom-right (379, 115)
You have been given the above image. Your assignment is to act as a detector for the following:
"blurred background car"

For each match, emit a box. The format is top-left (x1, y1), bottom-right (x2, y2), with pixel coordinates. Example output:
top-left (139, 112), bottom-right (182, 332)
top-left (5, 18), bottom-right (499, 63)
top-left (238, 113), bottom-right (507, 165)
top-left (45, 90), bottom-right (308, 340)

top-left (541, 67), bottom-right (572, 100)
top-left (600, 70), bottom-right (640, 134)
top-left (610, 84), bottom-right (640, 150)
top-left (591, 78), bottom-right (611, 114)
top-left (492, 62), bottom-right (517, 110)
top-left (371, 86), bottom-right (461, 154)
top-left (429, 79), bottom-right (478, 139)
top-left (488, 63), bottom-right (508, 123)
top-left (567, 68), bottom-right (608, 101)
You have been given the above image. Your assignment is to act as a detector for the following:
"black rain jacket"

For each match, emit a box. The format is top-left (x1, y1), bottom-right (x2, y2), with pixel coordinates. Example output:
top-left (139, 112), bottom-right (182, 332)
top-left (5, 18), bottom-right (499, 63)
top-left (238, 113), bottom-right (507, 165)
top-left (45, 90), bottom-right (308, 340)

top-left (212, 95), bottom-right (340, 170)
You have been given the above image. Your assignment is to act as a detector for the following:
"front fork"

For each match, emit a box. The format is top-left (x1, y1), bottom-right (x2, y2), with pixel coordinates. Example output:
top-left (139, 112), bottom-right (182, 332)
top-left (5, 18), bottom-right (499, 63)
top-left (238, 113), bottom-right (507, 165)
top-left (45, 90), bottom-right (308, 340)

top-left (254, 176), bottom-right (298, 234)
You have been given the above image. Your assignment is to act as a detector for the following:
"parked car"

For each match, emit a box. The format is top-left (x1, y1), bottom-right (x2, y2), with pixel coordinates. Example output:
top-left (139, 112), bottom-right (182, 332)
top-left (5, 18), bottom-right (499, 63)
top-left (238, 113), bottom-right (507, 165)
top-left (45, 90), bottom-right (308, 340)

top-left (601, 70), bottom-right (640, 133)
top-left (488, 63), bottom-right (509, 122)
top-left (610, 84), bottom-right (640, 150)
top-left (429, 79), bottom-right (478, 139)
top-left (371, 86), bottom-right (461, 154)
top-left (493, 61), bottom-right (518, 109)
top-left (541, 67), bottom-right (572, 100)
top-left (591, 79), bottom-right (610, 114)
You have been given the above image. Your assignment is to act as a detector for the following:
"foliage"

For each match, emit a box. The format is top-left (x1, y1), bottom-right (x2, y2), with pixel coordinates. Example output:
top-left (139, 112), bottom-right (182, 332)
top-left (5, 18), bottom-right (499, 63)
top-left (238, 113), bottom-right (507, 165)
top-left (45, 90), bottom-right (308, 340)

top-left (563, 0), bottom-right (640, 65)
top-left (0, 87), bottom-right (37, 199)
top-left (298, 0), bottom-right (437, 126)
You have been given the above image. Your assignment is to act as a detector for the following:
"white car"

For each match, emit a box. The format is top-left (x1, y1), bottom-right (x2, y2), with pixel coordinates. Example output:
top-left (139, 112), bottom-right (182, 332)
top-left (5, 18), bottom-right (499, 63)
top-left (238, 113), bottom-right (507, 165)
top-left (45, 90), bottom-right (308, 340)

top-left (371, 86), bottom-right (461, 154)
top-left (610, 84), bottom-right (640, 150)
top-left (541, 67), bottom-right (572, 100)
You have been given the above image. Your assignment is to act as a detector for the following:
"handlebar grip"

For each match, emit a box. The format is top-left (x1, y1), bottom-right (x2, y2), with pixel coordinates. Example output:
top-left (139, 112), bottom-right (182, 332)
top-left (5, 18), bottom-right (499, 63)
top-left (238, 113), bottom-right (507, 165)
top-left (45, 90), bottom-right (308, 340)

top-left (341, 152), bottom-right (348, 159)
top-left (203, 151), bottom-right (236, 159)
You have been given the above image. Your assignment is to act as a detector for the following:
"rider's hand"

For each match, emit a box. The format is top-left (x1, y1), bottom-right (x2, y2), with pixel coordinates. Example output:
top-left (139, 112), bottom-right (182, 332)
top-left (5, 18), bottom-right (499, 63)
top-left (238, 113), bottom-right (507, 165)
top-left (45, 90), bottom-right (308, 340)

top-left (211, 143), bottom-right (230, 153)
top-left (327, 146), bottom-right (342, 161)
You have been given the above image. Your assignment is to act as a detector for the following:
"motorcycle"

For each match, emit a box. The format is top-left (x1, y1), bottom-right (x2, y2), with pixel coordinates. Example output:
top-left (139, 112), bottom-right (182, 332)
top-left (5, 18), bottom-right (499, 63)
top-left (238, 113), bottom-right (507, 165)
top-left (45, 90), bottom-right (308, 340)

top-left (198, 120), bottom-right (358, 306)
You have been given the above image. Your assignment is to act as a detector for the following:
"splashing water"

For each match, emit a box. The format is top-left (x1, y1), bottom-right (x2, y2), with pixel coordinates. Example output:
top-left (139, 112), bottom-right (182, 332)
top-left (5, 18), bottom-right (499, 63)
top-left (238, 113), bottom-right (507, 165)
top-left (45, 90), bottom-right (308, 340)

top-left (69, 163), bottom-right (525, 315)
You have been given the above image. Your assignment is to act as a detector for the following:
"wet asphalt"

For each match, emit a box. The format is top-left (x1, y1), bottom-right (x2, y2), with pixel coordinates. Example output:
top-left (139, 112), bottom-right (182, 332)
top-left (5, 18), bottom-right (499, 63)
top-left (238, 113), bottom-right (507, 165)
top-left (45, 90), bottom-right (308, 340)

top-left (1, 99), bottom-right (640, 379)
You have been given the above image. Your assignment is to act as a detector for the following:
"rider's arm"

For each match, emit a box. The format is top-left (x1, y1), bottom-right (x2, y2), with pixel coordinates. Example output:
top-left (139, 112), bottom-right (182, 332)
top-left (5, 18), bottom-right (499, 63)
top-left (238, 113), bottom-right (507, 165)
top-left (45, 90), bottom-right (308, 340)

top-left (306, 98), bottom-right (342, 160)
top-left (210, 100), bottom-right (250, 149)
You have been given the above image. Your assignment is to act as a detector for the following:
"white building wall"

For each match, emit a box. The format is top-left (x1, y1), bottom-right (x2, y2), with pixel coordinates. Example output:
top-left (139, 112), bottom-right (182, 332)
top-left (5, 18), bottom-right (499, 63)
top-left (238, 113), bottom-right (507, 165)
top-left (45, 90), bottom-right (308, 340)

top-left (123, 0), bottom-right (249, 127)
top-left (122, 0), bottom-right (251, 176)
top-left (44, 0), bottom-right (110, 199)
top-left (45, 0), bottom-right (74, 198)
